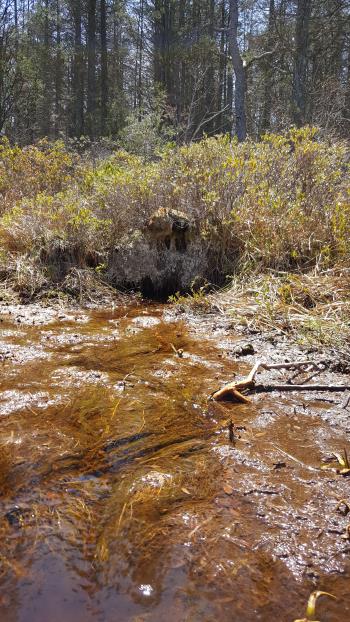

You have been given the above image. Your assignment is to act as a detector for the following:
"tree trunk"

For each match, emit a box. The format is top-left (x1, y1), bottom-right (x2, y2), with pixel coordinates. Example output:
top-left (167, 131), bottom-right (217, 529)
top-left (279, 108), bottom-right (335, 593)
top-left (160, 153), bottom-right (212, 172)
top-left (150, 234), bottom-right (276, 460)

top-left (86, 0), bottom-right (97, 139)
top-left (14, 0), bottom-right (18, 27)
top-left (70, 0), bottom-right (84, 137)
top-left (176, 0), bottom-right (186, 126)
top-left (204, 0), bottom-right (216, 135)
top-left (41, 0), bottom-right (51, 137)
top-left (260, 0), bottom-right (275, 133)
top-left (135, 0), bottom-right (144, 118)
top-left (153, 0), bottom-right (165, 87)
top-left (343, 43), bottom-right (350, 136)
top-left (292, 0), bottom-right (312, 126)
top-left (217, 0), bottom-right (227, 132)
top-left (228, 0), bottom-right (247, 141)
top-left (153, 0), bottom-right (175, 107)
top-left (54, 0), bottom-right (63, 137)
top-left (100, 0), bottom-right (108, 135)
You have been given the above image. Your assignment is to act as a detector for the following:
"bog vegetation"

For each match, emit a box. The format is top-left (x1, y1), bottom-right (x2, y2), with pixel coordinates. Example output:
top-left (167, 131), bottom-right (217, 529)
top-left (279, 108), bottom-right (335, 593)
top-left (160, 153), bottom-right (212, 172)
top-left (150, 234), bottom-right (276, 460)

top-left (0, 127), bottom-right (348, 302)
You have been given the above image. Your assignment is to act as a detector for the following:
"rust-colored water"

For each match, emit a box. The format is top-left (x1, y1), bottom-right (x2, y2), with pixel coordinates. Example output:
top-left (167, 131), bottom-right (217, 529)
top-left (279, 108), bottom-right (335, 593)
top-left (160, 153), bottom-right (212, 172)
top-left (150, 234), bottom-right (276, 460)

top-left (0, 304), bottom-right (350, 621)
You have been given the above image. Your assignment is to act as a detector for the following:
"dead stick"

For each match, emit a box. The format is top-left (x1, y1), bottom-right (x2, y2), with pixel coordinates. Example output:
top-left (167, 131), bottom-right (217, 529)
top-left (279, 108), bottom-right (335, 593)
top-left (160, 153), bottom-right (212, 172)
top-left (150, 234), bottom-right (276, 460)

top-left (255, 384), bottom-right (350, 392)
top-left (262, 361), bottom-right (325, 371)
top-left (342, 393), bottom-right (350, 409)
top-left (287, 366), bottom-right (314, 384)
top-left (246, 360), bottom-right (262, 383)
top-left (211, 360), bottom-right (262, 402)
top-left (299, 369), bottom-right (322, 385)
top-left (212, 359), bottom-right (332, 402)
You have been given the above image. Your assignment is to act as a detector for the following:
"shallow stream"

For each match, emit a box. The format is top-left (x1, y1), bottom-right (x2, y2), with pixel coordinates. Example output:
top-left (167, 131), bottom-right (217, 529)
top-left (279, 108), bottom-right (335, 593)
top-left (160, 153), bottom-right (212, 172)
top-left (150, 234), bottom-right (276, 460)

top-left (0, 303), bottom-right (350, 621)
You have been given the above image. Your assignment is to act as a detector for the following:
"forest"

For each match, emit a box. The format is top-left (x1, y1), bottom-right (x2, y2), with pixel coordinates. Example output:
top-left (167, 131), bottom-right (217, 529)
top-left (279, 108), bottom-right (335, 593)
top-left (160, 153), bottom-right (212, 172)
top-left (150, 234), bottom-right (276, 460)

top-left (1, 0), bottom-right (350, 145)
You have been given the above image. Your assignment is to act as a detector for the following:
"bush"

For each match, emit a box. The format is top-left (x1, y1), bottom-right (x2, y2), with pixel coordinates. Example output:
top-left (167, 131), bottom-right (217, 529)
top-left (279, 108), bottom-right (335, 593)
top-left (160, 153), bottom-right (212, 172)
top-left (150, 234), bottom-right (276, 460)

top-left (0, 138), bottom-right (77, 216)
top-left (0, 127), bottom-right (349, 296)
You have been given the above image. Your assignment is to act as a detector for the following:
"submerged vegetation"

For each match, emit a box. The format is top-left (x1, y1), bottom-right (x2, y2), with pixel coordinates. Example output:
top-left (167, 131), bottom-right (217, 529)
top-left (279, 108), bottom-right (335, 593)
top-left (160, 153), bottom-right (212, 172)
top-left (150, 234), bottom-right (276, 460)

top-left (0, 127), bottom-right (349, 303)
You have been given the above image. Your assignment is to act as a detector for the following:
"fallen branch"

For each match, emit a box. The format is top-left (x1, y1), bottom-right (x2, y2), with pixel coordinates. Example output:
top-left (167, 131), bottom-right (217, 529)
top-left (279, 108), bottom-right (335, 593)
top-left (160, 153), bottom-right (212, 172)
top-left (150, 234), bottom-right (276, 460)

top-left (261, 361), bottom-right (326, 371)
top-left (211, 359), bottom-right (348, 402)
top-left (211, 361), bottom-right (261, 402)
top-left (256, 384), bottom-right (350, 393)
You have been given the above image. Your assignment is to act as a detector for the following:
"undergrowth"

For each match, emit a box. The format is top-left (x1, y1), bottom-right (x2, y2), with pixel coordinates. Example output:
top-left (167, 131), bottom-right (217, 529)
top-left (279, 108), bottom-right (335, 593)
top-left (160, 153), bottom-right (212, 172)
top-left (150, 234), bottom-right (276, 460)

top-left (0, 127), bottom-right (349, 303)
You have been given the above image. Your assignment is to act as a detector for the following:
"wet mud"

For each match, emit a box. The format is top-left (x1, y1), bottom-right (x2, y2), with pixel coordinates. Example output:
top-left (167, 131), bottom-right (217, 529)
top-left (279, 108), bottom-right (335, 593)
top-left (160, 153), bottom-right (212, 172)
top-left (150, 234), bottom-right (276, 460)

top-left (0, 302), bottom-right (350, 621)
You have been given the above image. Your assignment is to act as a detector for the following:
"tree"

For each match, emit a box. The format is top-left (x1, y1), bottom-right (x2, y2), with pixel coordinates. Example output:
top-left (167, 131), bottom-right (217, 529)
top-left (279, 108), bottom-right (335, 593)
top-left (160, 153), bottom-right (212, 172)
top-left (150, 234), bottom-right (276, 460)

top-left (2, 0), bottom-right (350, 144)
top-left (260, 0), bottom-right (275, 133)
top-left (100, 0), bottom-right (108, 134)
top-left (54, 0), bottom-right (63, 137)
top-left (70, 0), bottom-right (84, 137)
top-left (292, 0), bottom-right (312, 126)
top-left (86, 0), bottom-right (97, 138)
top-left (40, 0), bottom-right (52, 136)
top-left (228, 0), bottom-right (247, 141)
top-left (0, 0), bottom-right (20, 132)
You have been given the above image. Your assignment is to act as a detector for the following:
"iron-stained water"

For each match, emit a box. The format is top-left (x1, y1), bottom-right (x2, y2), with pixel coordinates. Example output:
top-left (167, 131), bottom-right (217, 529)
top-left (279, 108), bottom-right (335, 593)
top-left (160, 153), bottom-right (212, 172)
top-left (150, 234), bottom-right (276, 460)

top-left (0, 304), bottom-right (349, 621)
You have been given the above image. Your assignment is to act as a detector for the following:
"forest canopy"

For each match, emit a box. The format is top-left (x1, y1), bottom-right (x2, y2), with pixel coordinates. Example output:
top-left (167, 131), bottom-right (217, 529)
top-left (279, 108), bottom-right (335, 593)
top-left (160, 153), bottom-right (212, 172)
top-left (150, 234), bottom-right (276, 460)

top-left (1, 0), bottom-right (350, 145)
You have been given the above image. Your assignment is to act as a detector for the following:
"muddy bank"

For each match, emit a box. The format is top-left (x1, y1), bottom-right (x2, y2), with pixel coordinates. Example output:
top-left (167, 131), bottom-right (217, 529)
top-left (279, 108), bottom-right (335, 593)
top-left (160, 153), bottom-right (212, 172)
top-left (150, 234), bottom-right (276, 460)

top-left (5, 209), bottom-right (211, 302)
top-left (0, 300), bottom-right (350, 621)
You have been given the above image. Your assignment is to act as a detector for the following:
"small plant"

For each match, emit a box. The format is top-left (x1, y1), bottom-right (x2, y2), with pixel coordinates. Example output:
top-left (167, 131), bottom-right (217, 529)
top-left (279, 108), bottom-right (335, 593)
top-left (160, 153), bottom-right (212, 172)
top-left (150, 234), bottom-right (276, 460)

top-left (118, 91), bottom-right (175, 160)
top-left (168, 287), bottom-right (211, 311)
top-left (294, 590), bottom-right (336, 622)
top-left (0, 137), bottom-right (77, 216)
top-left (322, 449), bottom-right (350, 475)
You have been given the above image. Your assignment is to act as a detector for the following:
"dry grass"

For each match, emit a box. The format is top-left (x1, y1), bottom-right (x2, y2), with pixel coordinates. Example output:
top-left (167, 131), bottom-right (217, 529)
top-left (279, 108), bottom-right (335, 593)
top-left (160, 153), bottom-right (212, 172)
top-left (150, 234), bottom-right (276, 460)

top-left (208, 268), bottom-right (350, 355)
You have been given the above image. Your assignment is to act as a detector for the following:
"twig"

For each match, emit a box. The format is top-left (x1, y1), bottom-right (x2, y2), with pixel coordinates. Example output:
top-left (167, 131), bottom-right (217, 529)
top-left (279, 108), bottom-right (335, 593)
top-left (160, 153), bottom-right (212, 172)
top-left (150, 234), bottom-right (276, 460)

top-left (271, 443), bottom-right (319, 472)
top-left (116, 502), bottom-right (127, 534)
top-left (188, 516), bottom-right (213, 539)
top-left (256, 384), bottom-right (350, 392)
top-left (263, 361), bottom-right (326, 371)
top-left (211, 360), bottom-right (262, 402)
top-left (138, 409), bottom-right (146, 433)
top-left (211, 359), bottom-right (344, 402)
top-left (342, 393), bottom-right (350, 409)
top-left (299, 369), bottom-right (322, 384)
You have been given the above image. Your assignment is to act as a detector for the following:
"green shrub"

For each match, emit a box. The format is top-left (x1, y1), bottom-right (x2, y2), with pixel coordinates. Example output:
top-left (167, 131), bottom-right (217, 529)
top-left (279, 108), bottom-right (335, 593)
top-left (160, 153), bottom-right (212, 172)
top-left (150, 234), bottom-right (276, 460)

top-left (0, 127), bottom-right (349, 294)
top-left (0, 137), bottom-right (77, 216)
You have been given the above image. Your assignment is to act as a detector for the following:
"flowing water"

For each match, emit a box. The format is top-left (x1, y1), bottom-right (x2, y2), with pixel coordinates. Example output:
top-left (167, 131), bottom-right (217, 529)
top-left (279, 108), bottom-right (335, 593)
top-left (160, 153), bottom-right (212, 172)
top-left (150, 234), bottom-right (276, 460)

top-left (0, 303), bottom-right (350, 621)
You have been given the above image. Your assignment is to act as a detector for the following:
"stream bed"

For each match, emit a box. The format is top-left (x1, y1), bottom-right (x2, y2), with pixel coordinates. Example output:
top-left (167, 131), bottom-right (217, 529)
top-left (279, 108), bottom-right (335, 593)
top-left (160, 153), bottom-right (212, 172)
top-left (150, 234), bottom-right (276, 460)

top-left (0, 302), bottom-right (350, 621)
